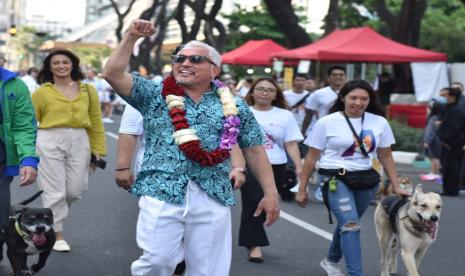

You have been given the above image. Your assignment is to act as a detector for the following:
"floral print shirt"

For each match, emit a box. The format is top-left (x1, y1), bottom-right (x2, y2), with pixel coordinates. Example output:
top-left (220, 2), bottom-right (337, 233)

top-left (122, 76), bottom-right (264, 206)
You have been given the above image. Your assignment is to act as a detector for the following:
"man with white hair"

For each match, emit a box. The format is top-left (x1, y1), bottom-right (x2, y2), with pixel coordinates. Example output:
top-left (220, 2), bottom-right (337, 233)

top-left (103, 20), bottom-right (280, 276)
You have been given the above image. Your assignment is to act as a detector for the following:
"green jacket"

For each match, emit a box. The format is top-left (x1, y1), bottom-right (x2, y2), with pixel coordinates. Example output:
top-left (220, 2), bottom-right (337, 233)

top-left (0, 67), bottom-right (39, 176)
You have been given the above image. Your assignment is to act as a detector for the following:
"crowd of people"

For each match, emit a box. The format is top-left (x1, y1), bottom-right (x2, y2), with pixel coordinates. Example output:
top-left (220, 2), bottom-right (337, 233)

top-left (0, 18), bottom-right (464, 276)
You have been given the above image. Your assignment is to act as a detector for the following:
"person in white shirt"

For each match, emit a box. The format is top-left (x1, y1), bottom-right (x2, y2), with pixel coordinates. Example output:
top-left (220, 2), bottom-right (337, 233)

top-left (85, 69), bottom-right (114, 123)
top-left (241, 77), bottom-right (303, 263)
top-left (283, 74), bottom-right (311, 130)
top-left (305, 77), bottom-right (317, 93)
top-left (302, 66), bottom-right (347, 201)
top-left (296, 80), bottom-right (410, 276)
top-left (237, 77), bottom-right (254, 98)
top-left (21, 67), bottom-right (40, 93)
top-left (302, 65), bottom-right (347, 136)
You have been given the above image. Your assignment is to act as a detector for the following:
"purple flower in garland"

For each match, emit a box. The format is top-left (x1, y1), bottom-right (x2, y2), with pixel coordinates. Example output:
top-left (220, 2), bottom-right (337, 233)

top-left (213, 79), bottom-right (225, 88)
top-left (219, 115), bottom-right (241, 150)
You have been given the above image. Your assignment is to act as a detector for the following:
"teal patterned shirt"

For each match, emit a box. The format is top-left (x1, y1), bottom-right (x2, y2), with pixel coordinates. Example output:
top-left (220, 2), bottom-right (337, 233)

top-left (122, 76), bottom-right (264, 206)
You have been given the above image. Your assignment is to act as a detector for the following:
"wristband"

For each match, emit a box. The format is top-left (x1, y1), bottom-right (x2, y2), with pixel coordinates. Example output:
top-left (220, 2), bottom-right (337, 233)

top-left (115, 167), bottom-right (131, 171)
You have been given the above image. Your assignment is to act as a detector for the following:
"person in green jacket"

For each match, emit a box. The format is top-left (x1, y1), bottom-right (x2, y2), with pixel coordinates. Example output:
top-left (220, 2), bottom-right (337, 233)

top-left (0, 66), bottom-right (39, 264)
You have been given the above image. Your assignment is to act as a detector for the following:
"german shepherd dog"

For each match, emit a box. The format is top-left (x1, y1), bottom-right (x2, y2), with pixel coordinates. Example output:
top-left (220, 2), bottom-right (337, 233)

top-left (374, 185), bottom-right (442, 276)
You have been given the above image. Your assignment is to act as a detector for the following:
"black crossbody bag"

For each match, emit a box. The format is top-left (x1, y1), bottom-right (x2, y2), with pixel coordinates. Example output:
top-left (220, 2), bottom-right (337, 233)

top-left (338, 112), bottom-right (380, 190)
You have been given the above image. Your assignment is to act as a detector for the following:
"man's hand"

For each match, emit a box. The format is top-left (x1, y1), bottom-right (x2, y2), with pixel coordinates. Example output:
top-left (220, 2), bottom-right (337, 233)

top-left (127, 19), bottom-right (156, 39)
top-left (229, 170), bottom-right (245, 190)
top-left (254, 193), bottom-right (280, 226)
top-left (115, 170), bottom-right (135, 190)
top-left (19, 166), bottom-right (37, 186)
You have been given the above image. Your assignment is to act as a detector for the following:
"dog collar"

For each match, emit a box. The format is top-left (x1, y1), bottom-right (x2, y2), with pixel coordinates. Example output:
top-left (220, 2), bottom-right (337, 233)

top-left (15, 220), bottom-right (27, 237)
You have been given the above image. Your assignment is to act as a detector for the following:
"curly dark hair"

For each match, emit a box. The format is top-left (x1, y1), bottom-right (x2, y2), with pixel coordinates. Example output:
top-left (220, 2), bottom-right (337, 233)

top-left (37, 50), bottom-right (85, 84)
top-left (329, 79), bottom-right (385, 117)
top-left (245, 78), bottom-right (288, 109)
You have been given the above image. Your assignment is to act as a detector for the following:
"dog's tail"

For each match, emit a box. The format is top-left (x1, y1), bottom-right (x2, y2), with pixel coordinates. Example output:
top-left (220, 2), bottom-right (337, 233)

top-left (18, 190), bottom-right (44, 206)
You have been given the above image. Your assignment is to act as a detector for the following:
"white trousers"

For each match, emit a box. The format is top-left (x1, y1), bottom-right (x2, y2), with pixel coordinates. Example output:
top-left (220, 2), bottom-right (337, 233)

top-left (131, 180), bottom-right (232, 276)
top-left (36, 128), bottom-right (90, 232)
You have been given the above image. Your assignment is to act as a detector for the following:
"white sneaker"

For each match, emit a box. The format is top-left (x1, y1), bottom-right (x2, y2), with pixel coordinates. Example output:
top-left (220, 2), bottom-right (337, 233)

top-left (53, 240), bottom-right (71, 252)
top-left (320, 258), bottom-right (345, 276)
top-left (315, 186), bottom-right (323, 202)
top-left (102, 117), bottom-right (114, 124)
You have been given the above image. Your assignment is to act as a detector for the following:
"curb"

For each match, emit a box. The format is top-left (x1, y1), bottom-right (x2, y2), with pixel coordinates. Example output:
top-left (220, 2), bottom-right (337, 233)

top-left (392, 151), bottom-right (418, 165)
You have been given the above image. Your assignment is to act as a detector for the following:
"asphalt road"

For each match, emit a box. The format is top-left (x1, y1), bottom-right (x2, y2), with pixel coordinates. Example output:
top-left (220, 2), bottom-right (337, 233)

top-left (1, 114), bottom-right (464, 276)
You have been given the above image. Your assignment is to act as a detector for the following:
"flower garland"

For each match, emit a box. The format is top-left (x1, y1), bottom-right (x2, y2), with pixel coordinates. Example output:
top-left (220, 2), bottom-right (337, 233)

top-left (162, 76), bottom-right (240, 166)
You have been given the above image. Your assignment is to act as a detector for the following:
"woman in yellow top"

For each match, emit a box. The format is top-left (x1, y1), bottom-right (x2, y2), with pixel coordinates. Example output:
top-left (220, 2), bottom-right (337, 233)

top-left (32, 50), bottom-right (106, 252)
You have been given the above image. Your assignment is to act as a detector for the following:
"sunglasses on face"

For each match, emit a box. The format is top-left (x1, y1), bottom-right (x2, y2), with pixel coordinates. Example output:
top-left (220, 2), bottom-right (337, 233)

top-left (171, 54), bottom-right (217, 66)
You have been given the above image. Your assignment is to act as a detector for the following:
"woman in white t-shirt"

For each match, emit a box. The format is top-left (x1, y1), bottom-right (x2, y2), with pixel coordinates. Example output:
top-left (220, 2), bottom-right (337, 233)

top-left (296, 80), bottom-right (410, 276)
top-left (240, 78), bottom-right (303, 263)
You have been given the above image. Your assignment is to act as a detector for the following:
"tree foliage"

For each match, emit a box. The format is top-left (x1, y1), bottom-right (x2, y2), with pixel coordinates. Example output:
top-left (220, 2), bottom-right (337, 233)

top-left (222, 4), bottom-right (286, 51)
top-left (10, 25), bottom-right (47, 69)
top-left (420, 0), bottom-right (465, 62)
top-left (73, 47), bottom-right (112, 72)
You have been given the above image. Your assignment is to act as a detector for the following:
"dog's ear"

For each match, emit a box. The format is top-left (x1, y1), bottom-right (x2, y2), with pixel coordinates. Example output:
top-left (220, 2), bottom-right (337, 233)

top-left (10, 205), bottom-right (25, 217)
top-left (414, 184), bottom-right (423, 195)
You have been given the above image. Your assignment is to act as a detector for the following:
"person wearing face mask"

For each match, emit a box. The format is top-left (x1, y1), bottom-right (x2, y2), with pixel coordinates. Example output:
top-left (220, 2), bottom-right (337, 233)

top-left (32, 50), bottom-right (106, 252)
top-left (296, 80), bottom-right (410, 276)
top-left (436, 87), bottom-right (465, 196)
top-left (420, 100), bottom-right (443, 182)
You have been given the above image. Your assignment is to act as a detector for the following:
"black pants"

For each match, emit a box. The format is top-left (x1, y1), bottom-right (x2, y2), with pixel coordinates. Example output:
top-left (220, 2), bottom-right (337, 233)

top-left (440, 145), bottom-right (464, 195)
top-left (0, 166), bottom-right (14, 260)
top-left (238, 164), bottom-right (287, 247)
top-left (460, 155), bottom-right (465, 188)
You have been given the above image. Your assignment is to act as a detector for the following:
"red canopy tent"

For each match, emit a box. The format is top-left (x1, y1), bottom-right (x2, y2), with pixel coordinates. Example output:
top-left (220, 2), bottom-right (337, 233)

top-left (273, 27), bottom-right (447, 63)
top-left (221, 39), bottom-right (287, 66)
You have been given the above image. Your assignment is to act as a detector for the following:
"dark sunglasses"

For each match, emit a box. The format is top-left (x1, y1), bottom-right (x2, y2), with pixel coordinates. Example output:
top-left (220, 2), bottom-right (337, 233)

top-left (171, 54), bottom-right (217, 66)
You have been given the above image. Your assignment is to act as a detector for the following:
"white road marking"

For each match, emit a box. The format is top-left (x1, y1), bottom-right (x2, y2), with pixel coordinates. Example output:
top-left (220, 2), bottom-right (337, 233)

top-left (105, 131), bottom-right (334, 241)
top-left (106, 131), bottom-right (119, 140)
top-left (280, 211), bottom-right (332, 241)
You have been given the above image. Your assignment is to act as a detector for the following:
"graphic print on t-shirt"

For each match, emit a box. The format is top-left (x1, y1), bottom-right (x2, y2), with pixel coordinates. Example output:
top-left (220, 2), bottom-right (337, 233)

top-left (263, 132), bottom-right (275, 149)
top-left (341, 129), bottom-right (376, 157)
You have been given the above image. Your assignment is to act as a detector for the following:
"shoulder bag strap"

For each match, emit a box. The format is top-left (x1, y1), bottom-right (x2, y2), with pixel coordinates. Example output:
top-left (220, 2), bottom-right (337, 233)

top-left (290, 93), bottom-right (311, 109)
top-left (343, 112), bottom-right (369, 157)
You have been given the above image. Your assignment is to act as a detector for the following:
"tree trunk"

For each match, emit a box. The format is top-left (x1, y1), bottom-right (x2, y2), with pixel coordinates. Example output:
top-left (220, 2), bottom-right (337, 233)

top-left (373, 0), bottom-right (426, 46)
top-left (175, 0), bottom-right (189, 43)
top-left (202, 0), bottom-right (225, 51)
top-left (181, 0), bottom-right (226, 51)
top-left (129, 0), bottom-right (171, 74)
top-left (263, 0), bottom-right (312, 48)
top-left (394, 0), bottom-right (427, 46)
top-left (372, 0), bottom-right (427, 94)
top-left (109, 0), bottom-right (138, 42)
top-left (324, 0), bottom-right (340, 35)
